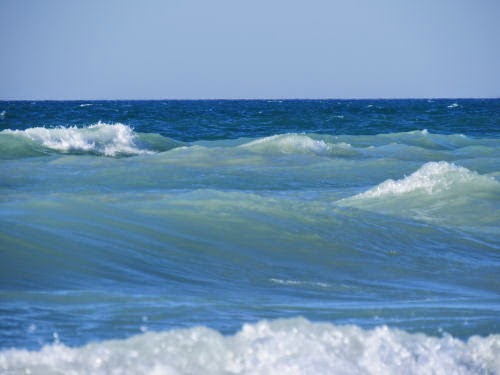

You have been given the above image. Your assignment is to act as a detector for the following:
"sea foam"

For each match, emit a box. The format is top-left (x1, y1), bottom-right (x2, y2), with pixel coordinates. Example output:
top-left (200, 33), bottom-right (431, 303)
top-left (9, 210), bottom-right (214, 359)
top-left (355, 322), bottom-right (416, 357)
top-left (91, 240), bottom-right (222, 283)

top-left (3, 122), bottom-right (151, 156)
top-left (1, 318), bottom-right (498, 375)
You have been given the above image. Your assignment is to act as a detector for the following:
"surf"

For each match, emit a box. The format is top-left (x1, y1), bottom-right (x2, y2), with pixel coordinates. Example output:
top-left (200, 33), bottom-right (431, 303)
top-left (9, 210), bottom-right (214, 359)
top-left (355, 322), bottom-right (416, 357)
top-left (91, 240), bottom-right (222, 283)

top-left (1, 318), bottom-right (498, 375)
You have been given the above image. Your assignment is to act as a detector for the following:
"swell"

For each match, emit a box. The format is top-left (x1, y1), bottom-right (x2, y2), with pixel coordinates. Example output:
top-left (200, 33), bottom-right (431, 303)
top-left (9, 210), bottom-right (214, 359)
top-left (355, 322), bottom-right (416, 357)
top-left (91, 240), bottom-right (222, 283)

top-left (1, 127), bottom-right (498, 160)
top-left (2, 187), bottom-right (498, 293)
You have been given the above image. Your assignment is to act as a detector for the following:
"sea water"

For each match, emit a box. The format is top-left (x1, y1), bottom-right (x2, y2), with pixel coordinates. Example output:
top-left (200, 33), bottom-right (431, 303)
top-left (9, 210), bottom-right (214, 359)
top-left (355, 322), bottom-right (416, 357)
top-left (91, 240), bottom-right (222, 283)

top-left (0, 99), bottom-right (499, 374)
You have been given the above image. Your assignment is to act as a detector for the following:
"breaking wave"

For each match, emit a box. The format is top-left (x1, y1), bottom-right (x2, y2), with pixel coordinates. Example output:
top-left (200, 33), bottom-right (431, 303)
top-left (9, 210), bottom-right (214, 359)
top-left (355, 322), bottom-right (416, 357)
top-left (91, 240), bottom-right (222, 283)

top-left (340, 161), bottom-right (500, 227)
top-left (354, 161), bottom-right (492, 198)
top-left (1, 318), bottom-right (498, 375)
top-left (0, 123), bottom-right (181, 157)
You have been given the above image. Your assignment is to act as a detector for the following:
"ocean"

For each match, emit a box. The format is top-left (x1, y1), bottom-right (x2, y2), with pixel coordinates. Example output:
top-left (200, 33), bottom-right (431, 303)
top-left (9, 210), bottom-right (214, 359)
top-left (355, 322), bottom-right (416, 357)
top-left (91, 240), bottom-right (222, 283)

top-left (0, 99), bottom-right (499, 374)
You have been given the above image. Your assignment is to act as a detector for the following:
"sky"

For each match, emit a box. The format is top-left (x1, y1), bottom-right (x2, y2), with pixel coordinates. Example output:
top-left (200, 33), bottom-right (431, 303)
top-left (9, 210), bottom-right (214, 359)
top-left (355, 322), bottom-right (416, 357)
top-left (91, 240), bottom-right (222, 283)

top-left (0, 0), bottom-right (499, 100)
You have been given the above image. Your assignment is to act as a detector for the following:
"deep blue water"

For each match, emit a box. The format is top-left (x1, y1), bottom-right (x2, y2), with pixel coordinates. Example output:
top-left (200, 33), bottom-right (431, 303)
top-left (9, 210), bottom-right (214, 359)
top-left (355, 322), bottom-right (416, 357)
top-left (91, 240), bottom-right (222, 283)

top-left (0, 99), bottom-right (499, 374)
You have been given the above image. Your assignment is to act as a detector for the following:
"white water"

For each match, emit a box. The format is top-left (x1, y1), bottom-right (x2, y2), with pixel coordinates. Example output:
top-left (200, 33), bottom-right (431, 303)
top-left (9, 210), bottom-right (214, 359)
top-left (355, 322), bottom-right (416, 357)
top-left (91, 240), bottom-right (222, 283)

top-left (1, 318), bottom-right (498, 375)
top-left (3, 122), bottom-right (151, 156)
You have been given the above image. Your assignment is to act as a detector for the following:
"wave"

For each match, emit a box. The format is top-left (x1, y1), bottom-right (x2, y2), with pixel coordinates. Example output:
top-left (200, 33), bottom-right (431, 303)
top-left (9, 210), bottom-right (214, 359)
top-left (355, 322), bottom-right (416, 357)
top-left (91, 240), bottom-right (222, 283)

top-left (0, 123), bottom-right (182, 157)
top-left (1, 127), bottom-right (496, 161)
top-left (239, 133), bottom-right (356, 157)
top-left (354, 161), bottom-right (485, 198)
top-left (236, 130), bottom-right (496, 159)
top-left (340, 162), bottom-right (500, 227)
top-left (1, 318), bottom-right (498, 375)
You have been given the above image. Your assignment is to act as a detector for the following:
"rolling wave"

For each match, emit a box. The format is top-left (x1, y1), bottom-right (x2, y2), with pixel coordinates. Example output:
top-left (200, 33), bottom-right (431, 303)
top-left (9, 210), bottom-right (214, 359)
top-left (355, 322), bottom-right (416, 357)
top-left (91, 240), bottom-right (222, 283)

top-left (2, 127), bottom-right (497, 161)
top-left (1, 318), bottom-right (498, 375)
top-left (341, 161), bottom-right (500, 227)
top-left (352, 162), bottom-right (495, 198)
top-left (239, 133), bottom-right (356, 157)
top-left (0, 123), bottom-right (181, 157)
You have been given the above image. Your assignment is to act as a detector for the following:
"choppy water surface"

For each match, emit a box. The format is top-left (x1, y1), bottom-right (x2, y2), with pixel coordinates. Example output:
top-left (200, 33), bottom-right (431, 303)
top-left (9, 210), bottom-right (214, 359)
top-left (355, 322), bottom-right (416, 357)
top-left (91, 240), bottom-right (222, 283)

top-left (0, 99), bottom-right (499, 374)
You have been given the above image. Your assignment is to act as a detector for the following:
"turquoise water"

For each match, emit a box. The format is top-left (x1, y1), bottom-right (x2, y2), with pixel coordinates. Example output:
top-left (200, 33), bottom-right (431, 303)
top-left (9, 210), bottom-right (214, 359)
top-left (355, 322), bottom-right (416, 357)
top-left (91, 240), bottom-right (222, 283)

top-left (0, 100), bottom-right (499, 374)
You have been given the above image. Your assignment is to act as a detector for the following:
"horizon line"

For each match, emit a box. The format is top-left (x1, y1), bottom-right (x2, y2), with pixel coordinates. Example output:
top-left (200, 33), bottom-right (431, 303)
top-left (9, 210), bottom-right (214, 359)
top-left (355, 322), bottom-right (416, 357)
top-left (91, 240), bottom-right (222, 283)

top-left (1, 96), bottom-right (499, 102)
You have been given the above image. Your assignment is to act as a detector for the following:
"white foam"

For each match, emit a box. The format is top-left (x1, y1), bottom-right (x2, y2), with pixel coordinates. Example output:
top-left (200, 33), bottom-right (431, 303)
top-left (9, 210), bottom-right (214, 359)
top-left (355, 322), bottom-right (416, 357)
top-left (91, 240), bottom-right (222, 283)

top-left (353, 162), bottom-right (481, 199)
top-left (269, 278), bottom-right (330, 288)
top-left (1, 318), bottom-right (498, 375)
top-left (240, 134), bottom-right (353, 156)
top-left (448, 103), bottom-right (460, 109)
top-left (4, 122), bottom-right (150, 156)
top-left (0, 110), bottom-right (6, 118)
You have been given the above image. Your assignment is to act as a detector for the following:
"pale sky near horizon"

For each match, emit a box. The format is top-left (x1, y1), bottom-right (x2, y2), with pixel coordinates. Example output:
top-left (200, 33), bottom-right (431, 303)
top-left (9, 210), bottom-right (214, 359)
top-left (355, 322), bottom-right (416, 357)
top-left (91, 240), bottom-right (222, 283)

top-left (1, 0), bottom-right (499, 100)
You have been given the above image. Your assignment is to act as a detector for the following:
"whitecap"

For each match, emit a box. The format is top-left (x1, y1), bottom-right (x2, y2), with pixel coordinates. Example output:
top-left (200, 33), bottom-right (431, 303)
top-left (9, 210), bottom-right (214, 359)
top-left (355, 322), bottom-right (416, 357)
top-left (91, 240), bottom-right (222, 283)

top-left (339, 161), bottom-right (499, 227)
top-left (353, 161), bottom-right (474, 198)
top-left (4, 122), bottom-right (152, 157)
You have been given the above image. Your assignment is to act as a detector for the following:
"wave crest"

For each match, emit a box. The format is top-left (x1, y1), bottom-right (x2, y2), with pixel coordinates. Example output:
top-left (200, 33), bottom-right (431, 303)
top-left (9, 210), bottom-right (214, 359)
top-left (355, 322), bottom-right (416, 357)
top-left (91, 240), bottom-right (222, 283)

top-left (340, 162), bottom-right (499, 227)
top-left (239, 133), bottom-right (355, 157)
top-left (1, 318), bottom-right (498, 375)
top-left (355, 162), bottom-right (480, 198)
top-left (3, 123), bottom-right (151, 157)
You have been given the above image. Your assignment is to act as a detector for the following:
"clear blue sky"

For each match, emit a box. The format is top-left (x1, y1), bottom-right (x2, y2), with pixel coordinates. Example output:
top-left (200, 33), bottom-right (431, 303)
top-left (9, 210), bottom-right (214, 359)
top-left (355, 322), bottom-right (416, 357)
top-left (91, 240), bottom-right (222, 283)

top-left (1, 0), bottom-right (499, 99)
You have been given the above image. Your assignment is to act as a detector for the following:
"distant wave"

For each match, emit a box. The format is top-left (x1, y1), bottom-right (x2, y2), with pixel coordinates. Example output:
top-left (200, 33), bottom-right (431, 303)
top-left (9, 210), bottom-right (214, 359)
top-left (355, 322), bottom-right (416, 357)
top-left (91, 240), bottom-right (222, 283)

top-left (3, 122), bottom-right (150, 157)
top-left (1, 318), bottom-right (498, 375)
top-left (1, 128), bottom-right (496, 162)
top-left (0, 123), bottom-right (182, 157)
top-left (239, 133), bottom-right (356, 157)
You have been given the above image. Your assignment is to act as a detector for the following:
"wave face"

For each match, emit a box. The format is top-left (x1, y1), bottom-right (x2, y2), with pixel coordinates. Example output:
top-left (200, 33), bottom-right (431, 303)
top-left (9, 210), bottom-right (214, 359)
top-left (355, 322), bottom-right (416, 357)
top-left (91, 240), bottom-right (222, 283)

top-left (1, 318), bottom-right (499, 375)
top-left (1, 100), bottom-right (499, 371)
